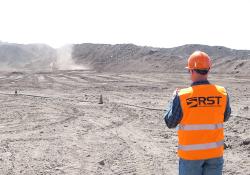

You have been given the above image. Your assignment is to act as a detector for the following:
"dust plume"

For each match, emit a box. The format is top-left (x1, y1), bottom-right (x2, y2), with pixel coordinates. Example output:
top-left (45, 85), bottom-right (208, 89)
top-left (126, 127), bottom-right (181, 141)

top-left (54, 45), bottom-right (87, 70)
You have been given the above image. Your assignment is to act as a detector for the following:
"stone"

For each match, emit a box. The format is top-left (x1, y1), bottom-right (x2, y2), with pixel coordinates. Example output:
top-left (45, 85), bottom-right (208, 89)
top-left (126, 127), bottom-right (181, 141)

top-left (98, 160), bottom-right (105, 166)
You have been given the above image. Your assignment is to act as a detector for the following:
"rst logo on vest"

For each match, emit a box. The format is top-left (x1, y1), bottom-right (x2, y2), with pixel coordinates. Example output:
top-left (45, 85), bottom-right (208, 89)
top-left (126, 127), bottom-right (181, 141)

top-left (186, 96), bottom-right (222, 108)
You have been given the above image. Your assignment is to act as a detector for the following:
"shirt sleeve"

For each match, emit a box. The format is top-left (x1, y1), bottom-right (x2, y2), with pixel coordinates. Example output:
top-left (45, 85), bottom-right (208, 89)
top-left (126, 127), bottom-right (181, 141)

top-left (164, 94), bottom-right (183, 128)
top-left (224, 93), bottom-right (231, 122)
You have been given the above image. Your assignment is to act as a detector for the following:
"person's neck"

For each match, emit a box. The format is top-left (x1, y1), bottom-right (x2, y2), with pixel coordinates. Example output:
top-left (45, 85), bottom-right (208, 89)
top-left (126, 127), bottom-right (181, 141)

top-left (192, 77), bottom-right (208, 83)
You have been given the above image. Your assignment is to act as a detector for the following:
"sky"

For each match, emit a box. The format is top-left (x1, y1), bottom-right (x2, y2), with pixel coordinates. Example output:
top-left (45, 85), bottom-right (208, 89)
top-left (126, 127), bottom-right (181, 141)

top-left (0, 0), bottom-right (249, 49)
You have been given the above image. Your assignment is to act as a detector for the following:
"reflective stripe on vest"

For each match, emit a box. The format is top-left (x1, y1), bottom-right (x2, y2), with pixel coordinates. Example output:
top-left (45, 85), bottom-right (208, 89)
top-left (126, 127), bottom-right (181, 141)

top-left (179, 140), bottom-right (224, 151)
top-left (179, 123), bottom-right (223, 131)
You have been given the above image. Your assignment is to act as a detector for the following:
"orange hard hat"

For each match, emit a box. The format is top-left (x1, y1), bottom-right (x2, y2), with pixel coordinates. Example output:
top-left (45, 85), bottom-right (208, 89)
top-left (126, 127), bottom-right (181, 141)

top-left (186, 51), bottom-right (211, 70)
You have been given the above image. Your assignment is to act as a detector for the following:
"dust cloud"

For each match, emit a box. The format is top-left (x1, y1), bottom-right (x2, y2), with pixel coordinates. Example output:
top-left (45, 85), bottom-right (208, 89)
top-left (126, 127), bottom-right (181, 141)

top-left (54, 45), bottom-right (87, 71)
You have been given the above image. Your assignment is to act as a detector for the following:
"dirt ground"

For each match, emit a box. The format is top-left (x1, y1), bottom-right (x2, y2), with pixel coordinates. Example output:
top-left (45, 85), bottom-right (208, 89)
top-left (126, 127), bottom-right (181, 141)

top-left (0, 70), bottom-right (249, 175)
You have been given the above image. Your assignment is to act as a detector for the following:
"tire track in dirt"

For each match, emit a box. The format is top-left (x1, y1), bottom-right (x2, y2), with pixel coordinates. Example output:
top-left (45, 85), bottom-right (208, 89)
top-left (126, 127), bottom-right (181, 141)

top-left (78, 101), bottom-right (177, 174)
top-left (0, 93), bottom-right (84, 135)
top-left (0, 90), bottom-right (86, 175)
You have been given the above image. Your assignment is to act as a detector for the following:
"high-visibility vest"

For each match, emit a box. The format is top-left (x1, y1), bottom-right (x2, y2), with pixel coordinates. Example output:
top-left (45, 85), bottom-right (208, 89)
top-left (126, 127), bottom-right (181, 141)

top-left (178, 84), bottom-right (227, 160)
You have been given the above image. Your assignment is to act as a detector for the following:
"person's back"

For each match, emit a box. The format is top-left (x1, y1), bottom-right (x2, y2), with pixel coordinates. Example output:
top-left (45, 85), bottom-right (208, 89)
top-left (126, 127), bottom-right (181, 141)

top-left (164, 51), bottom-right (231, 175)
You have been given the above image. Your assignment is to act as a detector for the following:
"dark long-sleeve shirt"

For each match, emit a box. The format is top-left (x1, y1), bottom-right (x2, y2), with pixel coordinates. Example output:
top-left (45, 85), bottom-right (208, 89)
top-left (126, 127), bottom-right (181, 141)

top-left (164, 80), bottom-right (231, 128)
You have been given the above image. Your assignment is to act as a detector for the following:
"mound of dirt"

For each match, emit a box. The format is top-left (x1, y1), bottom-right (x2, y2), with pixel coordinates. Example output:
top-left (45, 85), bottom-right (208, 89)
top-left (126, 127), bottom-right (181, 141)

top-left (1, 42), bottom-right (250, 75)
top-left (73, 43), bottom-right (250, 75)
top-left (0, 42), bottom-right (56, 71)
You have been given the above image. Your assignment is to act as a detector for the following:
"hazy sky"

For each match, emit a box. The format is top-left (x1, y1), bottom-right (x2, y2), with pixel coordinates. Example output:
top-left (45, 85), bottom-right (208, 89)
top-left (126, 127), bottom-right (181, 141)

top-left (0, 0), bottom-right (249, 49)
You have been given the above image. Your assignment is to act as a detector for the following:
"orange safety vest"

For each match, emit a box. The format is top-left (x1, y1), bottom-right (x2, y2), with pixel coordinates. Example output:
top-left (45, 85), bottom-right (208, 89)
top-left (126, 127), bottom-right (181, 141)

top-left (178, 84), bottom-right (227, 160)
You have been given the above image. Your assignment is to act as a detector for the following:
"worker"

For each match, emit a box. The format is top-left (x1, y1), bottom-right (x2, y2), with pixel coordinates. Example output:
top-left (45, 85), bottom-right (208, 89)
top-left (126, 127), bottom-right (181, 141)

top-left (164, 51), bottom-right (231, 175)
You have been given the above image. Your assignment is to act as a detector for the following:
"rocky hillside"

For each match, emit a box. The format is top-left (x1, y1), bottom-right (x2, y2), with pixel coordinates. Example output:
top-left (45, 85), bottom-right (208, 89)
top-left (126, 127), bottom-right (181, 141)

top-left (0, 42), bottom-right (249, 75)
top-left (0, 42), bottom-right (56, 71)
top-left (73, 43), bottom-right (250, 75)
